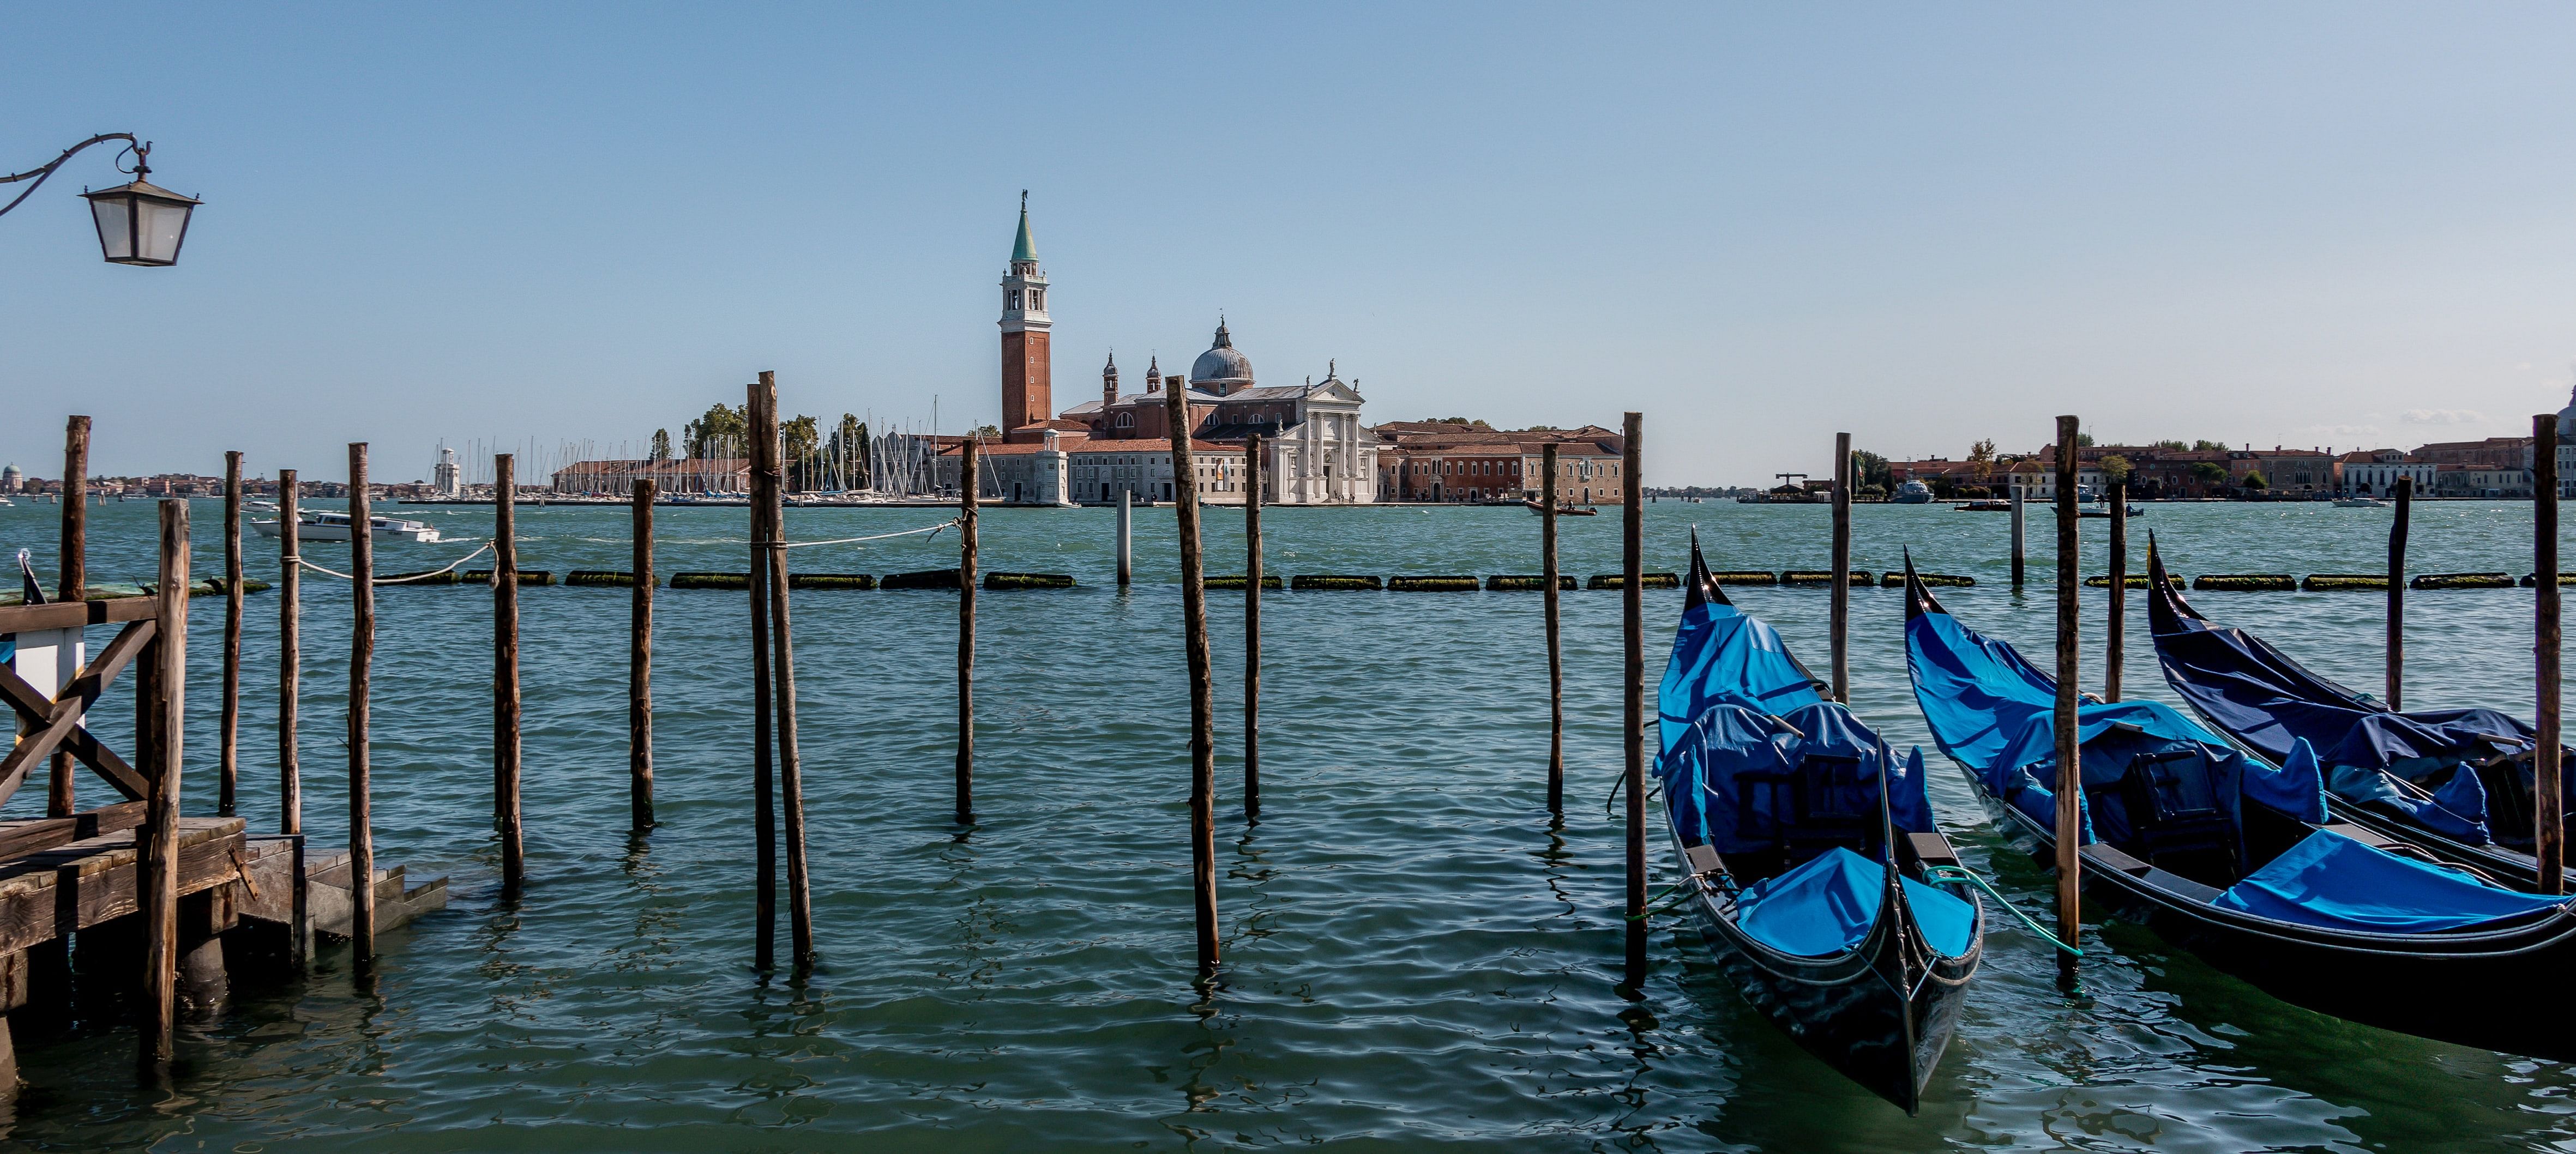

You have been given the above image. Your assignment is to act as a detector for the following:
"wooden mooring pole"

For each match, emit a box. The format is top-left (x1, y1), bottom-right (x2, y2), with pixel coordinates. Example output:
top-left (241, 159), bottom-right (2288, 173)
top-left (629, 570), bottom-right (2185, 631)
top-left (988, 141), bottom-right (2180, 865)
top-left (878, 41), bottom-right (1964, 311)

top-left (753, 373), bottom-right (814, 966)
top-left (2536, 413), bottom-right (2563, 895)
top-left (139, 498), bottom-right (189, 1074)
top-left (278, 468), bottom-right (300, 836)
top-left (748, 428), bottom-right (777, 972)
top-left (2387, 476), bottom-right (2411, 710)
top-left (1542, 442), bottom-right (1563, 813)
top-left (221, 451), bottom-right (243, 816)
top-left (349, 444), bottom-right (376, 966)
top-left (2011, 486), bottom-right (2026, 591)
top-left (1244, 431), bottom-right (1262, 820)
top-left (495, 455), bottom-right (524, 897)
top-left (957, 436), bottom-right (978, 825)
top-left (1830, 431), bottom-right (1851, 703)
top-left (1166, 374), bottom-right (1219, 977)
top-left (1622, 412), bottom-right (1647, 987)
top-left (51, 415), bottom-right (87, 819)
top-left (1116, 488), bottom-right (1133, 588)
top-left (630, 478), bottom-right (654, 830)
top-left (2106, 480), bottom-right (2126, 703)
top-left (2051, 416), bottom-right (2083, 984)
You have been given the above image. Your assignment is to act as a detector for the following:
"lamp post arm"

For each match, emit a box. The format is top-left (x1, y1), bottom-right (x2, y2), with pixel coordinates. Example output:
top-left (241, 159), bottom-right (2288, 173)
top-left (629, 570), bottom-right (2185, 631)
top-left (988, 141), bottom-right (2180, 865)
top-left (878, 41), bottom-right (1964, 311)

top-left (0, 133), bottom-right (143, 219)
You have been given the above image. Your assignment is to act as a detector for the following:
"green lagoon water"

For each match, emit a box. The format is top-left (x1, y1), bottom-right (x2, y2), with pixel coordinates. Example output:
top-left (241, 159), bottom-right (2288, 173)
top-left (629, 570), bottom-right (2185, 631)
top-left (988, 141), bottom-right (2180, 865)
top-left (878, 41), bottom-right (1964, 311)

top-left (1, 496), bottom-right (2572, 1151)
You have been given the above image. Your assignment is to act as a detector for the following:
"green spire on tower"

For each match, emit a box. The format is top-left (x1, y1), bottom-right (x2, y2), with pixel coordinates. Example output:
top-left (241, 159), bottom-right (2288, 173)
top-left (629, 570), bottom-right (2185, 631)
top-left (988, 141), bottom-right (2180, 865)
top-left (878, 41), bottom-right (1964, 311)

top-left (1012, 189), bottom-right (1036, 262)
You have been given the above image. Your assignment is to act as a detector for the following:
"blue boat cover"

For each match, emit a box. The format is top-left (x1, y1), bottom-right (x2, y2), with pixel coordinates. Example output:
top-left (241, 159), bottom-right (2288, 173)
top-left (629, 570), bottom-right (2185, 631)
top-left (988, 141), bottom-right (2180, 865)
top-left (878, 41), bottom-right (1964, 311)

top-left (1905, 611), bottom-right (2324, 841)
top-left (1659, 700), bottom-right (1936, 854)
top-left (1658, 597), bottom-right (1825, 759)
top-left (1736, 847), bottom-right (1978, 957)
top-left (2154, 611), bottom-right (2532, 779)
top-left (2213, 830), bottom-right (2572, 933)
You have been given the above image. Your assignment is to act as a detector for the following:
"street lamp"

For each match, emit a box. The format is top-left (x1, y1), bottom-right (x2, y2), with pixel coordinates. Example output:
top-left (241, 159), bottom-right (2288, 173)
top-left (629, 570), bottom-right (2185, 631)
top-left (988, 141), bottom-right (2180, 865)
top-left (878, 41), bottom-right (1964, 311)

top-left (1, 134), bottom-right (200, 267)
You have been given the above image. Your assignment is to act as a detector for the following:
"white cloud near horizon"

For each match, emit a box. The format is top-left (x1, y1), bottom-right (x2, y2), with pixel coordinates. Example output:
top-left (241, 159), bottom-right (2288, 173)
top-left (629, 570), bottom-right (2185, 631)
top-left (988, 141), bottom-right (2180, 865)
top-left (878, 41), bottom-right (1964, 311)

top-left (2402, 408), bottom-right (2484, 425)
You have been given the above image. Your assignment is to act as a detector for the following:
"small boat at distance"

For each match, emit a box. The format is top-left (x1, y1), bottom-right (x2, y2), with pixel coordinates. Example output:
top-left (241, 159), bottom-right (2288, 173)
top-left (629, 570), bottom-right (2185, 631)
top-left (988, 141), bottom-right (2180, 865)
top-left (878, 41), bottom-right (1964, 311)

top-left (1523, 500), bottom-right (1597, 516)
top-left (2334, 497), bottom-right (2389, 508)
top-left (252, 512), bottom-right (444, 543)
top-left (1657, 540), bottom-right (1982, 1113)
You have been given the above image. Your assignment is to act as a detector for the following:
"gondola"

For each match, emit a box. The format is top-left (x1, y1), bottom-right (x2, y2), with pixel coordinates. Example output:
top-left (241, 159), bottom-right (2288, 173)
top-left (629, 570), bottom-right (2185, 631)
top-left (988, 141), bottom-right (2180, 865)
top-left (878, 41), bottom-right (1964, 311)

top-left (1656, 540), bottom-right (1982, 1114)
top-left (1900, 560), bottom-right (2576, 1059)
top-left (2143, 541), bottom-right (2554, 890)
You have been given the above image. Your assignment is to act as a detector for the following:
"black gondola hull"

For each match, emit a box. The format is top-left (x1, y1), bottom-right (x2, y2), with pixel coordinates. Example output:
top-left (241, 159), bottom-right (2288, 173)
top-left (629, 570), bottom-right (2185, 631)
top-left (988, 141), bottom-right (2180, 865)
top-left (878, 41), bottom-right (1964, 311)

top-left (1961, 771), bottom-right (2576, 1060)
top-left (1666, 823), bottom-right (1980, 1114)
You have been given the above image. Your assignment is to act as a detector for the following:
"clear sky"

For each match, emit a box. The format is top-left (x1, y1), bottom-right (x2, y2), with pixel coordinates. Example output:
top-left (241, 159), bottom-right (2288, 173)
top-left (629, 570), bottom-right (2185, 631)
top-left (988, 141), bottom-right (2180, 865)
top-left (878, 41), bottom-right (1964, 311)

top-left (6, 3), bottom-right (2576, 485)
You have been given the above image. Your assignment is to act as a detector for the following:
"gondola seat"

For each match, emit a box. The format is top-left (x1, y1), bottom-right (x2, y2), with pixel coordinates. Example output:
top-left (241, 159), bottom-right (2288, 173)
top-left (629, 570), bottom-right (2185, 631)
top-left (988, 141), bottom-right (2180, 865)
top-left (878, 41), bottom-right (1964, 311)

top-left (2213, 830), bottom-right (2573, 933)
top-left (2113, 749), bottom-right (2239, 882)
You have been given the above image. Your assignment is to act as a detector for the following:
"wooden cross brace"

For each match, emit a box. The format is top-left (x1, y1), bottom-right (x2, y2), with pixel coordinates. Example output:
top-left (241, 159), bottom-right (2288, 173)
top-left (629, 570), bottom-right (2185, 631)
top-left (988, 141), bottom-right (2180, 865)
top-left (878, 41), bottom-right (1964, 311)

top-left (0, 618), bottom-right (157, 805)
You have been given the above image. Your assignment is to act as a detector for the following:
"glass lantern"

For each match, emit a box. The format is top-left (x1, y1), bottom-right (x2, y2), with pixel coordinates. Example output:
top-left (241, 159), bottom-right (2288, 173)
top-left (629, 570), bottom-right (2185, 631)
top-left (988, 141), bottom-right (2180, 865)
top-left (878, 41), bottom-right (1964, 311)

top-left (82, 178), bottom-right (200, 266)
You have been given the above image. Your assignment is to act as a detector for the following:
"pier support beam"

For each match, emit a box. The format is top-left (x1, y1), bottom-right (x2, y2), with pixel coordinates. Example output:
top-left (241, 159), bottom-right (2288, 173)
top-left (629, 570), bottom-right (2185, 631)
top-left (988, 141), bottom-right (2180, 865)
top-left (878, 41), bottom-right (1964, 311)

top-left (279, 469), bottom-right (301, 837)
top-left (348, 444), bottom-right (376, 968)
top-left (2387, 476), bottom-right (2410, 710)
top-left (140, 498), bottom-right (189, 1073)
top-left (51, 416), bottom-right (88, 819)
top-left (495, 455), bottom-right (523, 898)
top-left (1543, 443), bottom-right (1563, 813)
top-left (2011, 487), bottom-right (2026, 591)
top-left (1166, 372), bottom-right (1219, 979)
top-left (1830, 431), bottom-right (1851, 703)
top-left (1622, 412), bottom-right (1646, 987)
top-left (957, 437), bottom-right (977, 825)
top-left (221, 450), bottom-right (243, 817)
top-left (631, 479), bottom-right (654, 830)
top-left (2106, 480), bottom-right (2126, 703)
top-left (1244, 431), bottom-right (1262, 820)
top-left (1116, 490), bottom-right (1133, 588)
top-left (2536, 413), bottom-right (2562, 896)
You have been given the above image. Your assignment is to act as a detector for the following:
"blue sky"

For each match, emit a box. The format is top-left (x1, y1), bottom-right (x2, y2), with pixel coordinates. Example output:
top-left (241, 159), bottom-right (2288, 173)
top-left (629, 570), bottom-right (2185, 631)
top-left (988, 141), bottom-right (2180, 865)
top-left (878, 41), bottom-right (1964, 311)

top-left (5, 3), bottom-right (2576, 484)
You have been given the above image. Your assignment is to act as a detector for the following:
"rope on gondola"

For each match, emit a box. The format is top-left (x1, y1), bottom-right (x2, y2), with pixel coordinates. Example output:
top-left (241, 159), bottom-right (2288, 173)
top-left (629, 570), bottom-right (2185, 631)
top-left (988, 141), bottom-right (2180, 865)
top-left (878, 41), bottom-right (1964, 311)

top-left (1921, 864), bottom-right (2083, 957)
top-left (297, 540), bottom-right (495, 584)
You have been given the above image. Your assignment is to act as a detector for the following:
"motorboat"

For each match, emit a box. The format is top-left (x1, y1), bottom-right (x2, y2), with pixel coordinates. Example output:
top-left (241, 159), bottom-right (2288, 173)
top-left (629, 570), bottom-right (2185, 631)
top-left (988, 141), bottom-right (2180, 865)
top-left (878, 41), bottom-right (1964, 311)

top-left (1893, 480), bottom-right (1934, 504)
top-left (2334, 497), bottom-right (2389, 508)
top-left (252, 511), bottom-right (444, 543)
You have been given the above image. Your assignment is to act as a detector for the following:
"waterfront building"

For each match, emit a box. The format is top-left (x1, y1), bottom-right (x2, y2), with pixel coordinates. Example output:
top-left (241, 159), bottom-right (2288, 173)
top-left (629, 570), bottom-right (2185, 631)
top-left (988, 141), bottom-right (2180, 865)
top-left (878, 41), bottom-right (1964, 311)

top-left (2336, 450), bottom-right (2435, 498)
top-left (2416, 437), bottom-right (2533, 469)
top-left (0, 463), bottom-right (19, 494)
top-left (1373, 422), bottom-right (1626, 505)
top-left (998, 195), bottom-right (1051, 442)
top-left (432, 444), bottom-right (462, 498)
top-left (2247, 447), bottom-right (2334, 494)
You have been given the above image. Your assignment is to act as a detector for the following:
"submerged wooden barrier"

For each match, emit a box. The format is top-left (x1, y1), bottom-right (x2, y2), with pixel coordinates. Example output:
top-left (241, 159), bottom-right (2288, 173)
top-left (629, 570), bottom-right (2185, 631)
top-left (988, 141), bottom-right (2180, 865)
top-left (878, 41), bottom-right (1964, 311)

top-left (672, 571), bottom-right (750, 590)
top-left (2193, 574), bottom-right (2296, 591)
top-left (1713, 570), bottom-right (1779, 586)
top-left (565, 570), bottom-right (649, 588)
top-left (1880, 572), bottom-right (1974, 588)
top-left (1293, 575), bottom-right (1382, 591)
top-left (985, 572), bottom-right (1073, 590)
top-left (1588, 572), bottom-right (1679, 590)
top-left (1205, 575), bottom-right (1283, 590)
top-left (2414, 572), bottom-right (2514, 590)
top-left (1388, 575), bottom-right (1479, 592)
top-left (463, 569), bottom-right (553, 587)
top-left (882, 570), bottom-right (961, 590)
top-left (787, 573), bottom-right (876, 590)
top-left (2304, 574), bottom-right (2388, 591)
top-left (1488, 574), bottom-right (1575, 591)
top-left (2084, 574), bottom-right (2154, 589)
top-left (1783, 569), bottom-right (1872, 588)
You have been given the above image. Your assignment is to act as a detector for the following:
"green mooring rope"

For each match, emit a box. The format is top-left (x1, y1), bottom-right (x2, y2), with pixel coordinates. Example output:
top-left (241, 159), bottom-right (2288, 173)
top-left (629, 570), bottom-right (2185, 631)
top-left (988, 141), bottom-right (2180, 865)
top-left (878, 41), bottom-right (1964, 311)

top-left (1921, 865), bottom-right (2083, 957)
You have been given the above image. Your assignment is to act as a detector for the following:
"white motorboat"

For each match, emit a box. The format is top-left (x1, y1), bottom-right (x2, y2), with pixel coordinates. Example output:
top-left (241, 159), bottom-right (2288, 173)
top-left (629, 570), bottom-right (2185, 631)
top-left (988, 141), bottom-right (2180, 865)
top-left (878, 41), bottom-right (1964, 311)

top-left (2333, 497), bottom-right (2389, 508)
top-left (1893, 480), bottom-right (1934, 504)
top-left (252, 511), bottom-right (444, 542)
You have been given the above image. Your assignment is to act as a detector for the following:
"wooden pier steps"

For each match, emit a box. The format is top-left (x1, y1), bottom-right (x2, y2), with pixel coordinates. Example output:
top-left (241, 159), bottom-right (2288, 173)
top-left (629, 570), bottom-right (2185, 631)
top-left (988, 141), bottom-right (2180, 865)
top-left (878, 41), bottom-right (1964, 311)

top-left (301, 852), bottom-right (448, 939)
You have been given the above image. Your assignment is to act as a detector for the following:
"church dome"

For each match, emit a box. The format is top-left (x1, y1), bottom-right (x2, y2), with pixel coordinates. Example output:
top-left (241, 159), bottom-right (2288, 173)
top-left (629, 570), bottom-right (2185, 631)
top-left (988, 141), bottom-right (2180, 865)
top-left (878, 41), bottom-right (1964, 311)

top-left (1190, 322), bottom-right (1254, 387)
top-left (2560, 383), bottom-right (2576, 438)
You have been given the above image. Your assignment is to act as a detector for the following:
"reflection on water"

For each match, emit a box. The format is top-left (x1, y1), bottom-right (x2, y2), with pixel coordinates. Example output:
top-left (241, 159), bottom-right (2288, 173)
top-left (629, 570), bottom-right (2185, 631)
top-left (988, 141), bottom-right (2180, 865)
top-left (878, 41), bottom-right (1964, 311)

top-left (0, 498), bottom-right (2573, 1148)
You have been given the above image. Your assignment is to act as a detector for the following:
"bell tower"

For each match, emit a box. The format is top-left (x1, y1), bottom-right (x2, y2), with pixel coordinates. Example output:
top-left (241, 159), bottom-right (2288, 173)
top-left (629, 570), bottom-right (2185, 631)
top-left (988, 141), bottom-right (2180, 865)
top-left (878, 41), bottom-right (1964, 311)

top-left (1000, 191), bottom-right (1052, 439)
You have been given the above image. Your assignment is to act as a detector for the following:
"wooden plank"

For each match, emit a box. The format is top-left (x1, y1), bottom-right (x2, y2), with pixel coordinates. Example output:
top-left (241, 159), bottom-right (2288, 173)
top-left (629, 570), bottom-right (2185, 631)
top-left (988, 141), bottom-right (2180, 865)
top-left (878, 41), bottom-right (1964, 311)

top-left (0, 820), bottom-right (245, 958)
top-left (0, 596), bottom-right (156, 635)
top-left (0, 801), bottom-right (148, 862)
top-left (0, 618), bottom-right (155, 804)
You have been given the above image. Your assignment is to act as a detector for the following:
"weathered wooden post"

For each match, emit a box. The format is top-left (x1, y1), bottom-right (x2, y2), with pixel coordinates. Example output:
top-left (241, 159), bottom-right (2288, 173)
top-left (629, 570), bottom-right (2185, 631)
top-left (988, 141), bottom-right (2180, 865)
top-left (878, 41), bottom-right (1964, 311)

top-left (495, 454), bottom-right (524, 897)
top-left (1166, 373), bottom-right (1219, 976)
top-left (752, 373), bottom-right (814, 967)
top-left (957, 436), bottom-right (978, 825)
top-left (2536, 413), bottom-right (2563, 895)
top-left (221, 450), bottom-right (244, 816)
top-left (1116, 488), bottom-right (1133, 588)
top-left (1622, 412), bottom-right (1647, 986)
top-left (1543, 442), bottom-right (1563, 813)
top-left (630, 478), bottom-right (654, 830)
top-left (1243, 431), bottom-right (1263, 819)
top-left (51, 415), bottom-right (88, 818)
top-left (348, 443), bottom-right (376, 965)
top-left (2106, 479), bottom-right (2127, 703)
top-left (2052, 417), bottom-right (2083, 983)
top-left (278, 468), bottom-right (300, 836)
top-left (748, 427), bottom-right (777, 973)
top-left (139, 498), bottom-right (189, 1074)
top-left (2387, 476), bottom-right (2411, 709)
top-left (1830, 431), bottom-right (1852, 703)
top-left (2011, 486), bottom-right (2026, 591)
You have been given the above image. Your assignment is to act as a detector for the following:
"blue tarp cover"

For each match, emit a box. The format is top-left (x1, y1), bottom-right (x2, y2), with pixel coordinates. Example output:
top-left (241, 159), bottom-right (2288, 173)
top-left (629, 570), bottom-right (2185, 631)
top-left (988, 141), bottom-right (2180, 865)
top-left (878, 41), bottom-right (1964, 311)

top-left (1905, 611), bottom-right (2322, 837)
top-left (2213, 830), bottom-right (2571, 933)
top-left (1658, 701), bottom-right (1935, 855)
top-left (1658, 599), bottom-right (1824, 759)
top-left (2154, 613), bottom-right (2531, 776)
top-left (1735, 847), bottom-right (1977, 957)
